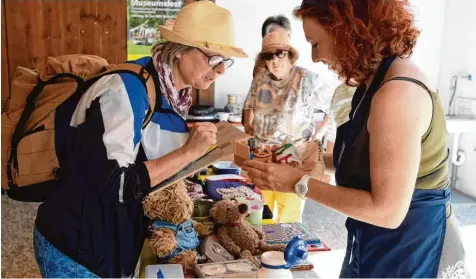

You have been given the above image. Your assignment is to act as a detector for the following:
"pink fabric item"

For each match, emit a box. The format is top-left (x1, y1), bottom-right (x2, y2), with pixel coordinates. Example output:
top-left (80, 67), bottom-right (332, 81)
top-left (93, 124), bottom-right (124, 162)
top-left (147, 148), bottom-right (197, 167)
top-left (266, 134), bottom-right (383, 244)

top-left (152, 47), bottom-right (192, 119)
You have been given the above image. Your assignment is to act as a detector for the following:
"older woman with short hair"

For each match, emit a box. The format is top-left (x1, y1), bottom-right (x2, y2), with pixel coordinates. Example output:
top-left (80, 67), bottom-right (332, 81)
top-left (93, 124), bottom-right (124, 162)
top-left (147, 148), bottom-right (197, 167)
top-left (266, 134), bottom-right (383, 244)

top-left (33, 2), bottom-right (247, 278)
top-left (253, 15), bottom-right (292, 78)
top-left (243, 30), bottom-right (331, 223)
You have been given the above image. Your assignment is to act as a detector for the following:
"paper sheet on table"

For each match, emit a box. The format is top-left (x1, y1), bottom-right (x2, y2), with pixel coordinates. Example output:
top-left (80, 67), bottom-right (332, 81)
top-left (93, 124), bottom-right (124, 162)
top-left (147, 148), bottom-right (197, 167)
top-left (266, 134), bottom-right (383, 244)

top-left (147, 122), bottom-right (249, 195)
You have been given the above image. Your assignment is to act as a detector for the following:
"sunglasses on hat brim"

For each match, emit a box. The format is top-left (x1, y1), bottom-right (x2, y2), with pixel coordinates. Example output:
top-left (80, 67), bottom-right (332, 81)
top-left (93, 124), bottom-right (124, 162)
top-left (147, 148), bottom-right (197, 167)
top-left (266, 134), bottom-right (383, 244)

top-left (260, 50), bottom-right (288, 61)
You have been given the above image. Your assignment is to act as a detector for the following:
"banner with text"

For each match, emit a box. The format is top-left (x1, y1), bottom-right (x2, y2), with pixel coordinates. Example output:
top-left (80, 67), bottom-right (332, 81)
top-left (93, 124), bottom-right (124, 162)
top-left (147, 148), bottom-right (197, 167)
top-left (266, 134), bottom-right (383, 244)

top-left (127, 0), bottom-right (184, 60)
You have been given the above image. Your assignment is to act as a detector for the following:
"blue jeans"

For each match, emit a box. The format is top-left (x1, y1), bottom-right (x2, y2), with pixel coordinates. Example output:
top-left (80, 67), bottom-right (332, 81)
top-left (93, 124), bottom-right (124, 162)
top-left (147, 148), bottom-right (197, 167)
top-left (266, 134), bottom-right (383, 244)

top-left (33, 228), bottom-right (99, 278)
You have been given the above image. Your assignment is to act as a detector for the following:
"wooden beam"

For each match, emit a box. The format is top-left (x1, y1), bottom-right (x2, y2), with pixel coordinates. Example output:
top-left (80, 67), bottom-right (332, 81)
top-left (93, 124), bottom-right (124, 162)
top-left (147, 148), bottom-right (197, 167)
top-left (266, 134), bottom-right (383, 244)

top-left (198, 83), bottom-right (215, 106)
top-left (116, 0), bottom-right (127, 62)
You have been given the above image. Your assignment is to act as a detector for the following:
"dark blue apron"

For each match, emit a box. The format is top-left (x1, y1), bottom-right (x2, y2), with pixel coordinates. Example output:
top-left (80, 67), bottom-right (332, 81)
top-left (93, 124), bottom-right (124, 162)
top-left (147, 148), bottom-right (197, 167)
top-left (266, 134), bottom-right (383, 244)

top-left (333, 57), bottom-right (450, 278)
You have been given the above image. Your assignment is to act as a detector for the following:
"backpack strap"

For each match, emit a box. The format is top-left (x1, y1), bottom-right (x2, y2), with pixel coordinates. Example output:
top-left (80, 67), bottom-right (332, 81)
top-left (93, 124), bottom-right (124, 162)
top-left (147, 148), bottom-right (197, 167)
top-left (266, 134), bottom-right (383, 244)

top-left (91, 62), bottom-right (157, 128)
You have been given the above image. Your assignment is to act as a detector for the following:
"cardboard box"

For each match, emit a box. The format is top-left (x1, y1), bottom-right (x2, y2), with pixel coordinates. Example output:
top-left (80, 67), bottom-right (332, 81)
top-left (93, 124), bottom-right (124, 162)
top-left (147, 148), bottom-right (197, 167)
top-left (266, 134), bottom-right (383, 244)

top-left (233, 138), bottom-right (251, 167)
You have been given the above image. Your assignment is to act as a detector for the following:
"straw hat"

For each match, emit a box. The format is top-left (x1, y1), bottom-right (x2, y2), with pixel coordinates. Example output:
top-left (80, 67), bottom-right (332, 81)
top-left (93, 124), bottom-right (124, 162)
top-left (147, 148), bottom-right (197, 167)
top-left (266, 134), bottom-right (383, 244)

top-left (158, 1), bottom-right (248, 58)
top-left (257, 30), bottom-right (299, 66)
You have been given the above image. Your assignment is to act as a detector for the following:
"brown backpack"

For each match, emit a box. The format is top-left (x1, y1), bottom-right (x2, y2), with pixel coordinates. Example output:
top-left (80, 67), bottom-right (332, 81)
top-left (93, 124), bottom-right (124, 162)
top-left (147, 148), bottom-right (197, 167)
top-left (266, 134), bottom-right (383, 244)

top-left (1, 54), bottom-right (156, 202)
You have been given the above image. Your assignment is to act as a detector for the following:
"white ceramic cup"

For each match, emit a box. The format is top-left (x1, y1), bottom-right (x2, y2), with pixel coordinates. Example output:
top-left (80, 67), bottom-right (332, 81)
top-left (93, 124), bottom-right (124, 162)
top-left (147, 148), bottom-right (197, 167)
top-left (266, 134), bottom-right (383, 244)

top-left (215, 112), bottom-right (230, 122)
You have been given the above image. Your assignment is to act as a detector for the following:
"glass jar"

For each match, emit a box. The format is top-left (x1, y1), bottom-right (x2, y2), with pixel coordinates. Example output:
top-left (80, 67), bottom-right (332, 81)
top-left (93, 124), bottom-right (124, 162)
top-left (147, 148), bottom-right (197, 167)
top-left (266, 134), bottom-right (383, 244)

top-left (224, 94), bottom-right (242, 115)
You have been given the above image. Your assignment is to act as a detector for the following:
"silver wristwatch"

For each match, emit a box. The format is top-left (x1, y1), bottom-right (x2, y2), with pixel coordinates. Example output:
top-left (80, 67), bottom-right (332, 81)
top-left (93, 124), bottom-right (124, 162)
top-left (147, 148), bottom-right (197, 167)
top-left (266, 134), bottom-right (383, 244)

top-left (294, 175), bottom-right (311, 198)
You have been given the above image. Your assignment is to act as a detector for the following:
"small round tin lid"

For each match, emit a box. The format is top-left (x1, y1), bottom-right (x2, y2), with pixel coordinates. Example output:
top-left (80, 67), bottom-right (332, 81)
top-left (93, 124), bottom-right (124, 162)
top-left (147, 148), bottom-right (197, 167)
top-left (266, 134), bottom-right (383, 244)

top-left (260, 251), bottom-right (287, 269)
top-left (284, 236), bottom-right (308, 268)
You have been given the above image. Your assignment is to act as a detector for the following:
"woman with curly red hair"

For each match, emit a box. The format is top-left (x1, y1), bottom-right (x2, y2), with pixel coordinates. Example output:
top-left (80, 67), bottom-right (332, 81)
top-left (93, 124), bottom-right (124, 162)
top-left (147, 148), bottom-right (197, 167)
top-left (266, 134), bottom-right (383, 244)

top-left (243, 0), bottom-right (469, 277)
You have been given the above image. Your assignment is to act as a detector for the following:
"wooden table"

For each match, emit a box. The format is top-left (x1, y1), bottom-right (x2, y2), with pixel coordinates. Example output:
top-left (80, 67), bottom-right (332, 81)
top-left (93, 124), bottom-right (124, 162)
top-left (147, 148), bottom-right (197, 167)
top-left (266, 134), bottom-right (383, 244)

top-left (187, 121), bottom-right (243, 129)
top-left (138, 246), bottom-right (341, 278)
top-left (292, 249), bottom-right (344, 278)
top-left (138, 219), bottom-right (337, 278)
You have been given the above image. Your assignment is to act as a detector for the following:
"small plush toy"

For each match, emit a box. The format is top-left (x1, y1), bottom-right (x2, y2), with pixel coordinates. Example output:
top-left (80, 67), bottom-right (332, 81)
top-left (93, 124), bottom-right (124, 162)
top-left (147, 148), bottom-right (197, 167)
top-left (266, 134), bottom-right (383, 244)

top-left (210, 199), bottom-right (285, 267)
top-left (142, 181), bottom-right (212, 274)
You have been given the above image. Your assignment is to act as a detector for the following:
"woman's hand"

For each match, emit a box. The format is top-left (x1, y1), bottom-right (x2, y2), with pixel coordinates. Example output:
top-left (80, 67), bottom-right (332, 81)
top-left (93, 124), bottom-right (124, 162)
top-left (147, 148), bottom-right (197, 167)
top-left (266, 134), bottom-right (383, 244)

top-left (243, 108), bottom-right (254, 135)
top-left (242, 160), bottom-right (304, 193)
top-left (183, 123), bottom-right (217, 157)
top-left (244, 124), bottom-right (254, 135)
top-left (145, 123), bottom-right (216, 187)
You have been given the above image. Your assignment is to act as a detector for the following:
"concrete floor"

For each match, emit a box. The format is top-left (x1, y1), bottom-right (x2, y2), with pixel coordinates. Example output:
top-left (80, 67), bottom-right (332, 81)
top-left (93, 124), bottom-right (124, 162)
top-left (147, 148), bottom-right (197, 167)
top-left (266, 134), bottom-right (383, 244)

top-left (302, 199), bottom-right (347, 250)
top-left (1, 190), bottom-right (475, 278)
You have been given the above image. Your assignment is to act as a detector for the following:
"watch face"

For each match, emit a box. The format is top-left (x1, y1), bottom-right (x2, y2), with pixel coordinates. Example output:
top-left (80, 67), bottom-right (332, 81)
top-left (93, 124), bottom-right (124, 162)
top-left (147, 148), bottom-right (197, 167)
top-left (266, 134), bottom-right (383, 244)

top-left (295, 183), bottom-right (305, 195)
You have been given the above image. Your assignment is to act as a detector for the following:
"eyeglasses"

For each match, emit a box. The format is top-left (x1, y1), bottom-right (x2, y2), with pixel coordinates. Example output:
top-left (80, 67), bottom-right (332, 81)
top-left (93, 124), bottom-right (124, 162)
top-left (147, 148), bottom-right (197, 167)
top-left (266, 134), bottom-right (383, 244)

top-left (196, 48), bottom-right (234, 69)
top-left (261, 50), bottom-right (288, 61)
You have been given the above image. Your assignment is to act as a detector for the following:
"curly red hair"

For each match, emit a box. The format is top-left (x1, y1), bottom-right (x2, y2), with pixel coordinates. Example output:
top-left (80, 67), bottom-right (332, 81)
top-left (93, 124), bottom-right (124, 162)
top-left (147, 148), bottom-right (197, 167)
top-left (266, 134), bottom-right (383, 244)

top-left (294, 0), bottom-right (420, 86)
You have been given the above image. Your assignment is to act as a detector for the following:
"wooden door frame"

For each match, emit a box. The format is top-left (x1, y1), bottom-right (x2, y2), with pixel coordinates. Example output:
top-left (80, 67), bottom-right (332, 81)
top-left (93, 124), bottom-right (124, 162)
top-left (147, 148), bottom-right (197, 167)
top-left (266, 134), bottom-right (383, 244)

top-left (1, 0), bottom-right (9, 110)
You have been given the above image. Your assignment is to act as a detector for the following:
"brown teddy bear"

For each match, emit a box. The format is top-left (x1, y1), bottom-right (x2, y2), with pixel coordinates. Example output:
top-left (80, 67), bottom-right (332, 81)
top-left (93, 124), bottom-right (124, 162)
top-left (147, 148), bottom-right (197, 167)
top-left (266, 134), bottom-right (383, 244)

top-left (142, 181), bottom-right (212, 274)
top-left (210, 199), bottom-right (284, 267)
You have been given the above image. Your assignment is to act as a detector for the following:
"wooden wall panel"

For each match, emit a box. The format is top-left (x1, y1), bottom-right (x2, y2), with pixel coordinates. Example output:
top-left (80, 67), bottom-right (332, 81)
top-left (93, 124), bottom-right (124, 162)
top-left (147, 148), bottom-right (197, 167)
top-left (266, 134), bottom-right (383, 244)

top-left (115, 0), bottom-right (128, 63)
top-left (2, 0), bottom-right (127, 105)
top-left (1, 0), bottom-right (9, 110)
top-left (2, 0), bottom-right (127, 82)
top-left (198, 83), bottom-right (215, 106)
top-left (64, 1), bottom-right (82, 55)
top-left (2, 0), bottom-right (214, 107)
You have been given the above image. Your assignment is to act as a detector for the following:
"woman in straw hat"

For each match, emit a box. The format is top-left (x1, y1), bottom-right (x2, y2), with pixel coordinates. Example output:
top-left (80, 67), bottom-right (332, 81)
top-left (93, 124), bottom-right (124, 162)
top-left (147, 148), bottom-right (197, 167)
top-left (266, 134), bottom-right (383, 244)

top-left (33, 1), bottom-right (247, 278)
top-left (243, 0), bottom-right (469, 278)
top-left (243, 30), bottom-right (331, 223)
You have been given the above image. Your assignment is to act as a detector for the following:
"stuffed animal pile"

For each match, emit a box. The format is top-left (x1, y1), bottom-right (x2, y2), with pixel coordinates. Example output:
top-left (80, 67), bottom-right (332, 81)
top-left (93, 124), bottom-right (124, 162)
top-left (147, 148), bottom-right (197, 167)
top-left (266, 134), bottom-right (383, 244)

top-left (142, 181), bottom-right (212, 274)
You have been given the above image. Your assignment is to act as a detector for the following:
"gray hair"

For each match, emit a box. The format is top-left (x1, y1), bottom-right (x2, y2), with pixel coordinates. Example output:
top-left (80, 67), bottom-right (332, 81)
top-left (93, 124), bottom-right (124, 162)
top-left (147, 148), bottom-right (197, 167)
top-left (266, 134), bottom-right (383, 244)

top-left (265, 24), bottom-right (292, 39)
top-left (151, 41), bottom-right (195, 65)
top-left (262, 15), bottom-right (292, 38)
